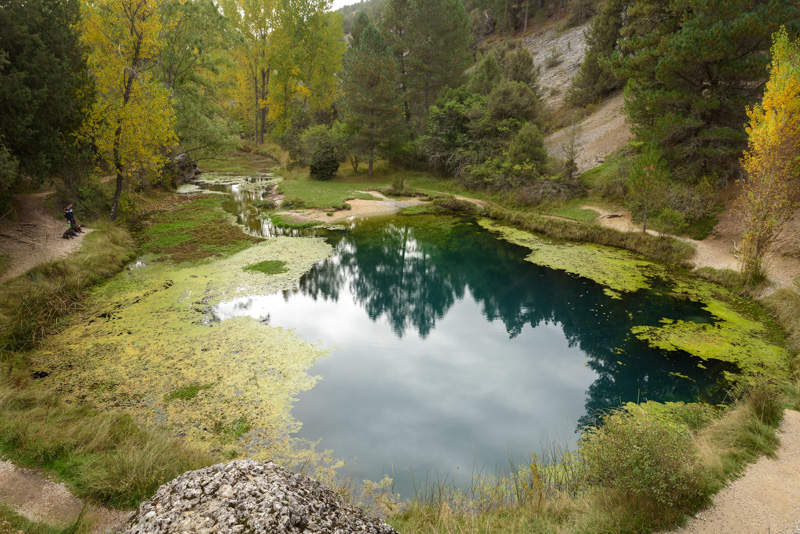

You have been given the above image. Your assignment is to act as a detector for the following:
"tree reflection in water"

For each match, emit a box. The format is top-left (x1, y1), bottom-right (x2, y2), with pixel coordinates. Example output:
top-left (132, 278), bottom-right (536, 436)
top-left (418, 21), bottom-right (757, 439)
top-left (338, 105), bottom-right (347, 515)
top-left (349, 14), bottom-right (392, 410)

top-left (293, 216), bottom-right (730, 422)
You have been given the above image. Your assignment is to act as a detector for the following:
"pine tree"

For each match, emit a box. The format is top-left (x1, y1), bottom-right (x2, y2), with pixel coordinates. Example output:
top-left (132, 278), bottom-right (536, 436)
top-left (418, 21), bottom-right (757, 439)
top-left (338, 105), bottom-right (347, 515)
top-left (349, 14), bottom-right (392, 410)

top-left (379, 0), bottom-right (411, 121)
top-left (340, 24), bottom-right (405, 175)
top-left (350, 10), bottom-right (371, 46)
top-left (404, 0), bottom-right (473, 127)
top-left (468, 53), bottom-right (504, 95)
top-left (564, 0), bottom-right (628, 108)
top-left (612, 0), bottom-right (800, 182)
top-left (0, 0), bottom-right (92, 180)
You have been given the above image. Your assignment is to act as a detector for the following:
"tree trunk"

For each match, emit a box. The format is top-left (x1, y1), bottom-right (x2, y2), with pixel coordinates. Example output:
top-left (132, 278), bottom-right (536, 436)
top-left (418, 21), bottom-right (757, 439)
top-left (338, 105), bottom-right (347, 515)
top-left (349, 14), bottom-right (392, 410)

top-left (524, 0), bottom-right (529, 33)
top-left (642, 204), bottom-right (648, 233)
top-left (368, 146), bottom-right (374, 175)
top-left (110, 125), bottom-right (124, 222)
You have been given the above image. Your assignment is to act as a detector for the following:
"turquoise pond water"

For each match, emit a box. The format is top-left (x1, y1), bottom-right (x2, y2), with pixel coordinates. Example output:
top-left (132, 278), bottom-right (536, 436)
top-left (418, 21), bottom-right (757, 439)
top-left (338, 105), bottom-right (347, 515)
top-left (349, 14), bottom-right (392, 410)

top-left (209, 212), bottom-right (731, 497)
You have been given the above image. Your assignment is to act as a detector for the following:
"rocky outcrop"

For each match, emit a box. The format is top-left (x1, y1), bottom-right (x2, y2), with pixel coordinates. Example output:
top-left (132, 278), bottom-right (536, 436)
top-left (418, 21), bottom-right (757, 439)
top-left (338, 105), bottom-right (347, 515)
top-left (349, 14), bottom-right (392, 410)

top-left (122, 460), bottom-right (398, 534)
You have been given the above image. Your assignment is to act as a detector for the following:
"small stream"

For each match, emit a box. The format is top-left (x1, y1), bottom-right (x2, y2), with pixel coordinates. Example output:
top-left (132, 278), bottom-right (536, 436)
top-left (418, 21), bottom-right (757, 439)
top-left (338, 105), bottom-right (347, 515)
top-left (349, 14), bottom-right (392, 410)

top-left (193, 174), bottom-right (730, 497)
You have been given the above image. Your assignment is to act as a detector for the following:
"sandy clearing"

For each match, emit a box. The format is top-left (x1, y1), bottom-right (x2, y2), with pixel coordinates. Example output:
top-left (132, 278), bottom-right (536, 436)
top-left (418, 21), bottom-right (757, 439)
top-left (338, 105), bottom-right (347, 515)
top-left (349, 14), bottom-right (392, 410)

top-left (278, 191), bottom-right (426, 223)
top-left (0, 192), bottom-right (92, 284)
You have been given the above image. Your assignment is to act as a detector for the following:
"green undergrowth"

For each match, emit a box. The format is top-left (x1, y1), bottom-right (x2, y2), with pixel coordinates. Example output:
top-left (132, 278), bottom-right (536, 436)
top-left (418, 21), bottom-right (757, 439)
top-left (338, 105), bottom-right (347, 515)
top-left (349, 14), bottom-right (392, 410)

top-left (243, 260), bottom-right (289, 275)
top-left (136, 196), bottom-right (262, 263)
top-left (0, 503), bottom-right (90, 534)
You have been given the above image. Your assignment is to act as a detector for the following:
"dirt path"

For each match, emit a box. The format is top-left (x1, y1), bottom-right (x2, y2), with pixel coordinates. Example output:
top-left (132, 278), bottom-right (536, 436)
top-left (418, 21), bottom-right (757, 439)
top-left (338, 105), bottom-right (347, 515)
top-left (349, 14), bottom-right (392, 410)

top-left (666, 410), bottom-right (800, 534)
top-left (0, 192), bottom-right (91, 284)
top-left (584, 201), bottom-right (800, 293)
top-left (0, 460), bottom-right (128, 532)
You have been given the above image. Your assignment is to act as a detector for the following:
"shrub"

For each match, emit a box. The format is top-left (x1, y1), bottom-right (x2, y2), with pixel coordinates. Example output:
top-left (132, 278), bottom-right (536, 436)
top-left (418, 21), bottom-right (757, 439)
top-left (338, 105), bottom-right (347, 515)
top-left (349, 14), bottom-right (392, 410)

top-left (309, 145), bottom-right (339, 181)
top-left (580, 410), bottom-right (706, 509)
top-left (487, 81), bottom-right (541, 124)
top-left (507, 122), bottom-right (547, 168)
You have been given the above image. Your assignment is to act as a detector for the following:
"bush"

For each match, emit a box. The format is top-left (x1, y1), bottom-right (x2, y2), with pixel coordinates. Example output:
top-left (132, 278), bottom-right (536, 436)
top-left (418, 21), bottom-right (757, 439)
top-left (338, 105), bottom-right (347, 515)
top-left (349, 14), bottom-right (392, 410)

top-left (507, 122), bottom-right (547, 168)
top-left (309, 145), bottom-right (339, 181)
top-left (487, 81), bottom-right (541, 124)
top-left (580, 410), bottom-right (706, 509)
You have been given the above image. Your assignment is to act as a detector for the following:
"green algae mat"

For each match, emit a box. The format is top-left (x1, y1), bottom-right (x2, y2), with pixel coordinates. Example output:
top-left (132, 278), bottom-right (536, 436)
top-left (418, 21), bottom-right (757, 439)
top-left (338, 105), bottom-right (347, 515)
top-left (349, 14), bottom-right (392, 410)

top-left (29, 237), bottom-right (333, 458)
top-left (480, 219), bottom-right (790, 382)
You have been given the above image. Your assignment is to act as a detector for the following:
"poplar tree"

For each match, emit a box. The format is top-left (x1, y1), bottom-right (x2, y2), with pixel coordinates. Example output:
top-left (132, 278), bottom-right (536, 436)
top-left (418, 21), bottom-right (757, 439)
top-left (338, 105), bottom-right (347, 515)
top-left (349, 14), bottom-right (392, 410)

top-left (737, 28), bottom-right (800, 282)
top-left (220, 0), bottom-right (278, 145)
top-left (81, 0), bottom-right (177, 221)
top-left (340, 24), bottom-right (404, 175)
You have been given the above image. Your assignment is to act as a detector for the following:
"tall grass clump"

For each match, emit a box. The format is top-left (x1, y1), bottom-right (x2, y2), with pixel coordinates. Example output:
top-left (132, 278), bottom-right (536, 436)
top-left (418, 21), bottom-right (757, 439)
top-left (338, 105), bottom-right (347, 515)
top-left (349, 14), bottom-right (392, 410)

top-left (0, 374), bottom-right (214, 508)
top-left (764, 281), bottom-right (800, 355)
top-left (0, 224), bottom-right (135, 353)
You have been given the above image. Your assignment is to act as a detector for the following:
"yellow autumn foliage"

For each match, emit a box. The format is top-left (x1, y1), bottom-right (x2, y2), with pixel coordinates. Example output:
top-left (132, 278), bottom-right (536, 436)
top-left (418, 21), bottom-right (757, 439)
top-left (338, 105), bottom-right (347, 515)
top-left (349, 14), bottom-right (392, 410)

top-left (80, 0), bottom-right (178, 217)
top-left (738, 27), bottom-right (800, 281)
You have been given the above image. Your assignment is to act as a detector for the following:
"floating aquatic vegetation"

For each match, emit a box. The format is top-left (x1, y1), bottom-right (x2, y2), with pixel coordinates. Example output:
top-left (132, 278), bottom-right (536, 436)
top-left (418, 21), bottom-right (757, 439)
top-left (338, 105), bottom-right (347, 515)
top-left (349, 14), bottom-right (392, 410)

top-left (479, 218), bottom-right (664, 295)
top-left (30, 237), bottom-right (333, 456)
top-left (479, 218), bottom-right (790, 380)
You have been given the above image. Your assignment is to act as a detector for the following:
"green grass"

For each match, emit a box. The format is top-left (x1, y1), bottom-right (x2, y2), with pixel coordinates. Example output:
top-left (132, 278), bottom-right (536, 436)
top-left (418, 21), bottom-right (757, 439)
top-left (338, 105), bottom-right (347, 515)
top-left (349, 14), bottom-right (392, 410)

top-left (137, 197), bottom-right (262, 263)
top-left (543, 199), bottom-right (600, 222)
top-left (0, 379), bottom-right (214, 509)
top-left (243, 260), bottom-right (289, 275)
top-left (0, 224), bottom-right (135, 353)
top-left (0, 223), bottom-right (215, 510)
top-left (269, 215), bottom-right (321, 229)
top-left (278, 175), bottom-right (386, 211)
top-left (164, 383), bottom-right (213, 401)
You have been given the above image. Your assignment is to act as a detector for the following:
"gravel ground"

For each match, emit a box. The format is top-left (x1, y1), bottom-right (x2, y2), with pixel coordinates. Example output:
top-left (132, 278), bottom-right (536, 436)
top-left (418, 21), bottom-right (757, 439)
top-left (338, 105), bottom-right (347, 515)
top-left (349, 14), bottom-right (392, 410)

top-left (666, 410), bottom-right (800, 534)
top-left (544, 92), bottom-right (632, 174)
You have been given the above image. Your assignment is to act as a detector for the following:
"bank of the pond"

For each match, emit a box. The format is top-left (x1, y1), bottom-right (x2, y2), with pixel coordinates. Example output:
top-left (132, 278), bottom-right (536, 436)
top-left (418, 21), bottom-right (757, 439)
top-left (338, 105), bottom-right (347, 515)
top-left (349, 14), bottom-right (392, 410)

top-left (1, 171), bottom-right (798, 534)
top-left (0, 223), bottom-right (216, 509)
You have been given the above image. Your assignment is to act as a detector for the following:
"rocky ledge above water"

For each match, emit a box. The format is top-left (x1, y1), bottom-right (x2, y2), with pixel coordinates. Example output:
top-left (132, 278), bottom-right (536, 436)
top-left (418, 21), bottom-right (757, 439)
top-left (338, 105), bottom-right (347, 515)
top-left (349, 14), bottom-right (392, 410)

top-left (122, 460), bottom-right (398, 534)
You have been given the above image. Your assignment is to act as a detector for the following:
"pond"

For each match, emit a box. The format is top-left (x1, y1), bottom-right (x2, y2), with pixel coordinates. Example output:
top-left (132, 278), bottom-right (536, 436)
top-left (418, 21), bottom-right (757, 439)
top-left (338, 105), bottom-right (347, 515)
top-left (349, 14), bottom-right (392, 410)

top-left (210, 212), bottom-right (731, 497)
